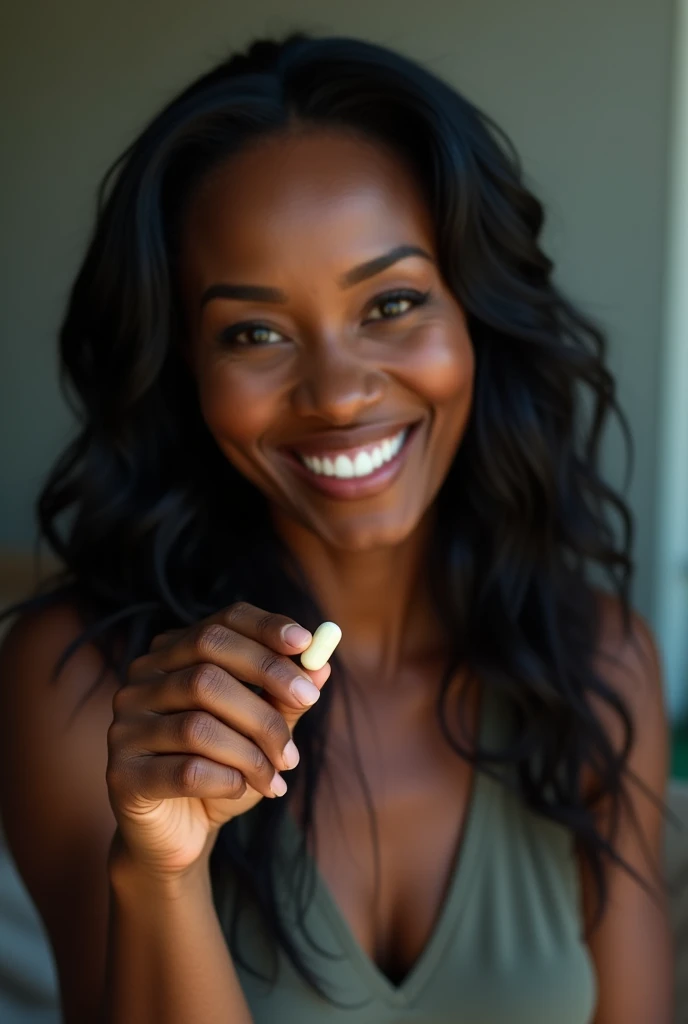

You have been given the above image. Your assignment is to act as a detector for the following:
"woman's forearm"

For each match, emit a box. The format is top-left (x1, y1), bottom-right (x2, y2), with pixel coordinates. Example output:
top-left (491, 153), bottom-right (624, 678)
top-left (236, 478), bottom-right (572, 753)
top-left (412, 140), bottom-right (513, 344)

top-left (103, 847), bottom-right (252, 1024)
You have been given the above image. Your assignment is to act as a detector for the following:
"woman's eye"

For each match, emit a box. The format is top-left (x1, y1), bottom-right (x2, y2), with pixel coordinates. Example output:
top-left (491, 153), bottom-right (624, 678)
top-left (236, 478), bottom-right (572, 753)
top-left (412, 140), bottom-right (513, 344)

top-left (217, 290), bottom-right (430, 347)
top-left (366, 290), bottom-right (430, 322)
top-left (219, 323), bottom-right (283, 347)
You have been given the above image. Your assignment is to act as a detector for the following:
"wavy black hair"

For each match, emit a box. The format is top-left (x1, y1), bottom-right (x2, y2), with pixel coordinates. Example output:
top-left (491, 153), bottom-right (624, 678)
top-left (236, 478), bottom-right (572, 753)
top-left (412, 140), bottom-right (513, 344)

top-left (0, 30), bottom-right (663, 1006)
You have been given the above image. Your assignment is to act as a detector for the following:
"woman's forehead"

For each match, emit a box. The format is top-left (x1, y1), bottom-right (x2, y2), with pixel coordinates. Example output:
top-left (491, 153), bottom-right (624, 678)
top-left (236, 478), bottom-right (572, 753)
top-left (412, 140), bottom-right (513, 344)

top-left (180, 129), bottom-right (435, 277)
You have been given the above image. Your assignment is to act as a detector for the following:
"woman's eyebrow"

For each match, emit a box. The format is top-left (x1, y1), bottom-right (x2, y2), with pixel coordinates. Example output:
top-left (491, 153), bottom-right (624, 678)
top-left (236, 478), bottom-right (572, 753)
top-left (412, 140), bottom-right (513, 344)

top-left (199, 244), bottom-right (434, 310)
top-left (200, 282), bottom-right (286, 308)
top-left (338, 244), bottom-right (434, 288)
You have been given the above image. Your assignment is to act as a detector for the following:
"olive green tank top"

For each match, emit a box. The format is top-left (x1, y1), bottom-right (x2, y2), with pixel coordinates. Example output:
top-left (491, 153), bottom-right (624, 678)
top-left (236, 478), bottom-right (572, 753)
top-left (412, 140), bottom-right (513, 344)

top-left (212, 683), bottom-right (598, 1023)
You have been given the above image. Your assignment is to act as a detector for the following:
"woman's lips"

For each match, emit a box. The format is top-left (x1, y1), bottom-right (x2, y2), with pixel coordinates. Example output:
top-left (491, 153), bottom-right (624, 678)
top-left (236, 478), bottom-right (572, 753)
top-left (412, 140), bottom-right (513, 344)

top-left (282, 422), bottom-right (421, 500)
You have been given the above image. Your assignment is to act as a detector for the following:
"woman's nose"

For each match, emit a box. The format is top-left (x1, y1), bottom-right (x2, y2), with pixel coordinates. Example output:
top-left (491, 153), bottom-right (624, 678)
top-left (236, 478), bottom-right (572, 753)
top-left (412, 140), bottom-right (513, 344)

top-left (291, 342), bottom-right (385, 424)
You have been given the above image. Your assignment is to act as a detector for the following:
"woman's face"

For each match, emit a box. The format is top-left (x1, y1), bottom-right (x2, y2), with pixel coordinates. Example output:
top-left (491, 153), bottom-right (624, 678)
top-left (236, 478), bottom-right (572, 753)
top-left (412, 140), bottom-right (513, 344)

top-left (181, 128), bottom-right (474, 552)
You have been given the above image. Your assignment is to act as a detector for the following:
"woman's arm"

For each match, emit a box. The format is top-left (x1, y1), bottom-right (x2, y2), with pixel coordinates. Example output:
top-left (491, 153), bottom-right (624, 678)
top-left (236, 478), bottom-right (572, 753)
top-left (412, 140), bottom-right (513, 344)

top-left (0, 603), bottom-right (253, 1023)
top-left (105, 835), bottom-right (251, 1024)
top-left (582, 595), bottom-right (674, 1024)
top-left (0, 604), bottom-right (117, 1021)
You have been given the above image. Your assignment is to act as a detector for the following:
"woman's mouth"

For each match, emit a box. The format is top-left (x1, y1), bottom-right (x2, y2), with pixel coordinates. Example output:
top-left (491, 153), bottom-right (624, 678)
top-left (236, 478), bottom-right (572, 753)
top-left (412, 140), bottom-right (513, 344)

top-left (283, 422), bottom-right (421, 500)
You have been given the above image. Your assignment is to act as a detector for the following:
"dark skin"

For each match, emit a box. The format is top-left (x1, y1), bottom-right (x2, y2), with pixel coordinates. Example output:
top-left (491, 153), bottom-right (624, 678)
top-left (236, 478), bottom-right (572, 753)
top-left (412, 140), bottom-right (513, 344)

top-left (177, 127), bottom-right (477, 980)
top-left (0, 127), bottom-right (673, 1022)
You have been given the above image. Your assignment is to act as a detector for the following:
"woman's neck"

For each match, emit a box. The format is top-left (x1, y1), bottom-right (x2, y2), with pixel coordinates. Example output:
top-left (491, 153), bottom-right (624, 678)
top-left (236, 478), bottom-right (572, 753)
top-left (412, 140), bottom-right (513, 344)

top-left (271, 506), bottom-right (445, 685)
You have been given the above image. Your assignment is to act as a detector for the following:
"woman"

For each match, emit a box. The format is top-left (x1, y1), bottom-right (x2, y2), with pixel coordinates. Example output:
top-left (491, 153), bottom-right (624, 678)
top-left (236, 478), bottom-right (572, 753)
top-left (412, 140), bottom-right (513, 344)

top-left (0, 32), bottom-right (673, 1023)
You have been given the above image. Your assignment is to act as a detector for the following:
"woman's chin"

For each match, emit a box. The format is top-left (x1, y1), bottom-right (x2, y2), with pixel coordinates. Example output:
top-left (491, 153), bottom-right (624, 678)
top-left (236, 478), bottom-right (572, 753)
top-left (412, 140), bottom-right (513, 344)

top-left (300, 508), bottom-right (423, 553)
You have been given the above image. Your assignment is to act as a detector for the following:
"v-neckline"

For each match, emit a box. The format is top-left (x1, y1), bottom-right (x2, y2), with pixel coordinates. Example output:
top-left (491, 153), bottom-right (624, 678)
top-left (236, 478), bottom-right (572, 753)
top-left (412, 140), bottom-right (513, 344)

top-left (280, 682), bottom-right (494, 1008)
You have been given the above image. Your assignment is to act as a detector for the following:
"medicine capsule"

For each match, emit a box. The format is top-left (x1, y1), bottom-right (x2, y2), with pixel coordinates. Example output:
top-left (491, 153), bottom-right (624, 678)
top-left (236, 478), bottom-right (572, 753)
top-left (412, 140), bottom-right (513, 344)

top-left (300, 621), bottom-right (342, 671)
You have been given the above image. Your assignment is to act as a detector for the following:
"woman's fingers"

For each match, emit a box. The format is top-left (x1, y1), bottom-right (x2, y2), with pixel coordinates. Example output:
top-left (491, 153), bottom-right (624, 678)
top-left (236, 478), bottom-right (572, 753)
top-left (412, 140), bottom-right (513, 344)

top-left (150, 603), bottom-right (313, 659)
top-left (118, 663), bottom-right (313, 772)
top-left (137, 614), bottom-right (331, 722)
top-left (110, 752), bottom-right (249, 805)
top-left (127, 711), bottom-right (290, 800)
top-left (214, 602), bottom-right (314, 654)
top-left (135, 603), bottom-right (336, 750)
top-left (258, 661), bottom-right (331, 732)
top-left (149, 628), bottom-right (186, 653)
top-left (107, 604), bottom-right (338, 866)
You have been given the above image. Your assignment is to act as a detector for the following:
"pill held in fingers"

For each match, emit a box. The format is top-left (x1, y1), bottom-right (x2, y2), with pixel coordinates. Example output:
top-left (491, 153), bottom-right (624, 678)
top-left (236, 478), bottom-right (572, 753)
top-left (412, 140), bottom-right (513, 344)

top-left (300, 621), bottom-right (342, 671)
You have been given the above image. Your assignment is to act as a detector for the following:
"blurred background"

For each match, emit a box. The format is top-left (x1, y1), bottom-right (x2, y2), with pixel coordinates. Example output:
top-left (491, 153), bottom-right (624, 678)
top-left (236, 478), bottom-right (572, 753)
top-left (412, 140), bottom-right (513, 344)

top-left (1, 1), bottom-right (687, 1020)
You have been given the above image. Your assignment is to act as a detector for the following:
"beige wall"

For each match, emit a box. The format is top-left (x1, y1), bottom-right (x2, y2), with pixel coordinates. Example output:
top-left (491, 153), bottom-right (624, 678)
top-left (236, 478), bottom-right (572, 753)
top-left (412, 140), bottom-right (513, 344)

top-left (0, 0), bottom-right (675, 626)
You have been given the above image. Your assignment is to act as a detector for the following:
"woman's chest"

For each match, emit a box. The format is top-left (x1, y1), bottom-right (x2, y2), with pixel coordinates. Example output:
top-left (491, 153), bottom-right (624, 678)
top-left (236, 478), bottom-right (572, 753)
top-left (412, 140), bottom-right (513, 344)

top-left (287, 680), bottom-right (481, 986)
top-left (220, 680), bottom-right (597, 1023)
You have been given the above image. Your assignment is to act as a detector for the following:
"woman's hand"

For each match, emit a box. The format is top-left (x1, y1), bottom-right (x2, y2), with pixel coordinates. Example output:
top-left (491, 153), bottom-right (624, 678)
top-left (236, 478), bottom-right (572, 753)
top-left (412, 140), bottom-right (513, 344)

top-left (105, 602), bottom-right (330, 879)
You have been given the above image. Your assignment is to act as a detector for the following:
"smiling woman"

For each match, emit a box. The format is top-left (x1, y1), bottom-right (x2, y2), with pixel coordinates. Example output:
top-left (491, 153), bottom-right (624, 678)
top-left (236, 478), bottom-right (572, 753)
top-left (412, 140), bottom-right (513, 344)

top-left (0, 30), bottom-right (673, 1024)
top-left (177, 125), bottom-right (474, 551)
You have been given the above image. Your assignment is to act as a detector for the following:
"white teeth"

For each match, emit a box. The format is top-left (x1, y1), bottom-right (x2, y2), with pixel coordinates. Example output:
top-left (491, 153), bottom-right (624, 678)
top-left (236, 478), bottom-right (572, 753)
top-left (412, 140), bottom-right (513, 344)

top-left (333, 454), bottom-right (355, 478)
top-left (297, 427), bottom-right (409, 481)
top-left (353, 451), bottom-right (374, 477)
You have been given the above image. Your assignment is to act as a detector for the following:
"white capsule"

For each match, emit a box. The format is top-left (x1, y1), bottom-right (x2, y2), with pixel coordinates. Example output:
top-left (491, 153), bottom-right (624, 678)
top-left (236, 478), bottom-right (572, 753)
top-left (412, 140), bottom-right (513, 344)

top-left (300, 621), bottom-right (342, 671)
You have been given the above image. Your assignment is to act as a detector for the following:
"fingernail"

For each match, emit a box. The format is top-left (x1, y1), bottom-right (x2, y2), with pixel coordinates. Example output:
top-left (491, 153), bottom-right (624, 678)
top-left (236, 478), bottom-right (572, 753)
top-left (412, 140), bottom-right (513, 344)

top-left (282, 624), bottom-right (312, 648)
top-left (290, 676), bottom-right (321, 706)
top-left (282, 739), bottom-right (300, 769)
top-left (270, 772), bottom-right (288, 797)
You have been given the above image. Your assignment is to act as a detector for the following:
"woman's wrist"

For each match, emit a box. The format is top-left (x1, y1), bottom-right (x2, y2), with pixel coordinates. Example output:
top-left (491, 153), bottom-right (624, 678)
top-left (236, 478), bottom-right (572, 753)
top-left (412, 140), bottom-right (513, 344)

top-left (104, 826), bottom-right (251, 1024)
top-left (108, 828), bottom-right (215, 901)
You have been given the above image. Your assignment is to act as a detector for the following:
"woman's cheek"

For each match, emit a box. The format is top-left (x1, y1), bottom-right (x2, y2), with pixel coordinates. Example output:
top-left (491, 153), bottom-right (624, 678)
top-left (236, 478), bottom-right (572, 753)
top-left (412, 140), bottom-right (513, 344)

top-left (396, 322), bottom-right (475, 405)
top-left (197, 368), bottom-right (281, 496)
top-left (197, 365), bottom-right (276, 447)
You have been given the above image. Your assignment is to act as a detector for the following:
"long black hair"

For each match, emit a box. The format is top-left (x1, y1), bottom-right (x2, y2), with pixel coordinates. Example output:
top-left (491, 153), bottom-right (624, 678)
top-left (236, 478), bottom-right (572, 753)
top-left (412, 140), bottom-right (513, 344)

top-left (0, 31), bottom-right (660, 1004)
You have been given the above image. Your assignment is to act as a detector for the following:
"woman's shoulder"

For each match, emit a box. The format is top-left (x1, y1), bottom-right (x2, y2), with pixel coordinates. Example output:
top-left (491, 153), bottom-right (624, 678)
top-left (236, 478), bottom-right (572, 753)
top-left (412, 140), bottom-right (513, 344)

top-left (0, 596), bottom-right (119, 876)
top-left (0, 597), bottom-right (124, 1019)
top-left (582, 588), bottom-right (666, 801)
top-left (0, 596), bottom-right (120, 712)
top-left (590, 588), bottom-right (663, 725)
